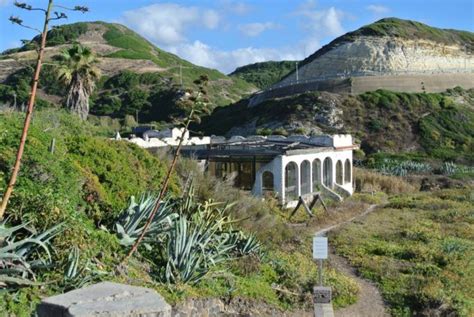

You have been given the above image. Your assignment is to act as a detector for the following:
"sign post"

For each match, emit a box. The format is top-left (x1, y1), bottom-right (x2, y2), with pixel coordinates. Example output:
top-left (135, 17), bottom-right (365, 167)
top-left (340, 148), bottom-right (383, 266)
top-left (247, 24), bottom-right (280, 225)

top-left (313, 236), bottom-right (328, 285)
top-left (312, 236), bottom-right (333, 316)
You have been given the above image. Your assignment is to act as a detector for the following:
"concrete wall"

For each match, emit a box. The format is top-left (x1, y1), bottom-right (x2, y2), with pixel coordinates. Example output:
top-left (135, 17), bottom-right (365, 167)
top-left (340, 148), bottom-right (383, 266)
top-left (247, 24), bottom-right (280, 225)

top-left (350, 72), bottom-right (474, 94)
top-left (248, 72), bottom-right (474, 107)
top-left (248, 79), bottom-right (351, 107)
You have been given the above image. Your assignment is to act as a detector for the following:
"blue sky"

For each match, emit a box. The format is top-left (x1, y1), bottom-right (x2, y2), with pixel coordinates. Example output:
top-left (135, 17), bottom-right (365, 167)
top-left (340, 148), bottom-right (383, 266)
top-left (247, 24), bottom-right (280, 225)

top-left (1, 0), bottom-right (473, 73)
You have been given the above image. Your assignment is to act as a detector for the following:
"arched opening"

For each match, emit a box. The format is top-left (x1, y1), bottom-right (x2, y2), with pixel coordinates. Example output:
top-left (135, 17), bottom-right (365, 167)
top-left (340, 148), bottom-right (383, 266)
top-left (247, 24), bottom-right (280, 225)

top-left (285, 162), bottom-right (298, 200)
top-left (336, 160), bottom-right (343, 185)
top-left (312, 159), bottom-right (321, 191)
top-left (344, 159), bottom-right (351, 184)
top-left (300, 160), bottom-right (311, 195)
top-left (262, 171), bottom-right (274, 192)
top-left (323, 157), bottom-right (333, 187)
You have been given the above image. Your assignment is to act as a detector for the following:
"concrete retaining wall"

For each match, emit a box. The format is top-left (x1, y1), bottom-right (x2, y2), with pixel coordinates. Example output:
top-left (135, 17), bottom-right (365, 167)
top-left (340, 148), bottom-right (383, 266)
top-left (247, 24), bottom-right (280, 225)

top-left (249, 72), bottom-right (474, 107)
top-left (350, 72), bottom-right (474, 94)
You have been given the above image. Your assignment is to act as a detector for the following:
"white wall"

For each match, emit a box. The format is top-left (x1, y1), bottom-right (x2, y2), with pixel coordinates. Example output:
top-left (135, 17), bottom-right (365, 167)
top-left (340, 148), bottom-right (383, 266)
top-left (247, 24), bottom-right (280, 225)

top-left (253, 149), bottom-right (353, 206)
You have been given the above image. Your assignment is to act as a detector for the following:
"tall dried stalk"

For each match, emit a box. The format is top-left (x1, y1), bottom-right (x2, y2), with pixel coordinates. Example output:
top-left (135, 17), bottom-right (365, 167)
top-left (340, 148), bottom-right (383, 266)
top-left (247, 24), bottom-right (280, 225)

top-left (0, 1), bottom-right (54, 219)
top-left (121, 111), bottom-right (194, 263)
top-left (0, 1), bottom-right (88, 219)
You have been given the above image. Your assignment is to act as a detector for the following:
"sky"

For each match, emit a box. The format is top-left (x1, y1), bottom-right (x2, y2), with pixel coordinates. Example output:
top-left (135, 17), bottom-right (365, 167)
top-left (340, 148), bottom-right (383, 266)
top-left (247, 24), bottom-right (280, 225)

top-left (0, 0), bottom-right (473, 73)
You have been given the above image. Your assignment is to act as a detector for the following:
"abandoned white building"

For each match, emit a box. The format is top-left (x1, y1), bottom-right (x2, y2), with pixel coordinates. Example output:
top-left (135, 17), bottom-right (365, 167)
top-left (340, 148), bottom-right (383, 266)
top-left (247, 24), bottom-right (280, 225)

top-left (179, 134), bottom-right (357, 206)
top-left (126, 127), bottom-right (212, 148)
top-left (119, 128), bottom-right (357, 206)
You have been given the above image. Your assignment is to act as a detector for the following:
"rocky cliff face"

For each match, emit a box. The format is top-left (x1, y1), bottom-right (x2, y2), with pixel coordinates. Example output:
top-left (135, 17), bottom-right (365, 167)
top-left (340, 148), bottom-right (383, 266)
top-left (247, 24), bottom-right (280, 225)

top-left (279, 36), bottom-right (473, 87)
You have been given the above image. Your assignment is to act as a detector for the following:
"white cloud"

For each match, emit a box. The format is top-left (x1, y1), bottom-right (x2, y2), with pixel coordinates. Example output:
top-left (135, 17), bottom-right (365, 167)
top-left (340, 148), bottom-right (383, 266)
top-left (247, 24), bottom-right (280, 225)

top-left (121, 2), bottom-right (325, 73)
top-left (168, 40), bottom-right (305, 74)
top-left (122, 3), bottom-right (220, 45)
top-left (238, 22), bottom-right (279, 37)
top-left (298, 6), bottom-right (346, 37)
top-left (366, 4), bottom-right (390, 14)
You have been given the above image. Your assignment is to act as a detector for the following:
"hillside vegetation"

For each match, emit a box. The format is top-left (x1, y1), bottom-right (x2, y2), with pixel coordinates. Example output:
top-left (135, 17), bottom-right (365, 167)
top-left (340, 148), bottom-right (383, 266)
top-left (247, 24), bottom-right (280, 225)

top-left (332, 188), bottom-right (474, 316)
top-left (1, 109), bottom-right (364, 315)
top-left (0, 22), bottom-right (256, 122)
top-left (198, 88), bottom-right (474, 163)
top-left (230, 61), bottom-right (296, 90)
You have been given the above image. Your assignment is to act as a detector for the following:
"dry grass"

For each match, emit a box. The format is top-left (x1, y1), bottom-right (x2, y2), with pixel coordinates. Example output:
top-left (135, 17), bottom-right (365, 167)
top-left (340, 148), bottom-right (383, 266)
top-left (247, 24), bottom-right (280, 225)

top-left (354, 167), bottom-right (418, 194)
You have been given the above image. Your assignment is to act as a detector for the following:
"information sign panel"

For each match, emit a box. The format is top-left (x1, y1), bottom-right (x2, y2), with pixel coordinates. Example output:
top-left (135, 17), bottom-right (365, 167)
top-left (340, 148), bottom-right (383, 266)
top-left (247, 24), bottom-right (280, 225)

top-left (312, 237), bottom-right (328, 259)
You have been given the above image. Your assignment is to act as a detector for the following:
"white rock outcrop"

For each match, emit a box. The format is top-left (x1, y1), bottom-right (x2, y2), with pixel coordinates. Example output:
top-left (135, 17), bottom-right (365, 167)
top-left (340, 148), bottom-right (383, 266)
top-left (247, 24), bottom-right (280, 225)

top-left (278, 36), bottom-right (473, 86)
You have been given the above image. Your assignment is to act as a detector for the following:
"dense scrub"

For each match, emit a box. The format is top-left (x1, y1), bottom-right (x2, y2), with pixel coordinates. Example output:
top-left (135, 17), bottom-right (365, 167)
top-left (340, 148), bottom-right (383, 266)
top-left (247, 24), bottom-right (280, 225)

top-left (230, 61), bottom-right (296, 90)
top-left (0, 110), bottom-right (361, 315)
top-left (0, 110), bottom-right (175, 314)
top-left (0, 110), bottom-right (172, 225)
top-left (332, 188), bottom-right (474, 316)
top-left (199, 88), bottom-right (474, 163)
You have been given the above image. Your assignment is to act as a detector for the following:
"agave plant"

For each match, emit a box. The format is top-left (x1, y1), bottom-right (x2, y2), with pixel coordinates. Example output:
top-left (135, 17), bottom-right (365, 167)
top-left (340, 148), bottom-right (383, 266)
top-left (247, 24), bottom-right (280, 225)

top-left (377, 159), bottom-right (432, 176)
top-left (164, 215), bottom-right (237, 284)
top-left (441, 162), bottom-right (457, 175)
top-left (117, 188), bottom-right (263, 285)
top-left (114, 194), bottom-right (178, 248)
top-left (62, 246), bottom-right (108, 291)
top-left (0, 220), bottom-right (63, 291)
top-left (161, 199), bottom-right (262, 284)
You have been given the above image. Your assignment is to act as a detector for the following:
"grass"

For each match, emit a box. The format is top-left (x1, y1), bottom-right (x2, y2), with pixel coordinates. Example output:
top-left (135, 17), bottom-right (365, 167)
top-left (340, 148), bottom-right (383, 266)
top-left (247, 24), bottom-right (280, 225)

top-left (1, 21), bottom-right (256, 124)
top-left (331, 188), bottom-right (474, 316)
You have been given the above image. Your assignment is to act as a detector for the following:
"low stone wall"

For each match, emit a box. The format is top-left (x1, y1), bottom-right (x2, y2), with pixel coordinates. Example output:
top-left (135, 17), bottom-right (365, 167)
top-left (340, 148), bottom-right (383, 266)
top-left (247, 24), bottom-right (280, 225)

top-left (172, 297), bottom-right (312, 317)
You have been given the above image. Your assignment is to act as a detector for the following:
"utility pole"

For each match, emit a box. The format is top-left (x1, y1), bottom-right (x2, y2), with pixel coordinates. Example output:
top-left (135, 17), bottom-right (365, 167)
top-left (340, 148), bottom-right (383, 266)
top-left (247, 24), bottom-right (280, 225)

top-left (296, 61), bottom-right (299, 84)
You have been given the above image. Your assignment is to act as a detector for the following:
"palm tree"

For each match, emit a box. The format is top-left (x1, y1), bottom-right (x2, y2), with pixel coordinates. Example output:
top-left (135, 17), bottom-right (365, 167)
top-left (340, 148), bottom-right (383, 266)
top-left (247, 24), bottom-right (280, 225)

top-left (57, 45), bottom-right (100, 120)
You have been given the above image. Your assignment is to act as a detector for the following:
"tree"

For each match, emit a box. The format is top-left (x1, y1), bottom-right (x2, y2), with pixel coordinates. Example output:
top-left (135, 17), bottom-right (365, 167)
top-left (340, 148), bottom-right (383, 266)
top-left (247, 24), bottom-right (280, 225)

top-left (56, 45), bottom-right (100, 120)
top-left (0, 1), bottom-right (88, 219)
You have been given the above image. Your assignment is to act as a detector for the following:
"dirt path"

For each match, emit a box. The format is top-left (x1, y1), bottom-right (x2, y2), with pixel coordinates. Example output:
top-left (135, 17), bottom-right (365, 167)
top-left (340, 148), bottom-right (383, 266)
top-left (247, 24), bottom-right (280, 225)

top-left (314, 204), bottom-right (378, 237)
top-left (331, 251), bottom-right (389, 317)
top-left (315, 204), bottom-right (390, 317)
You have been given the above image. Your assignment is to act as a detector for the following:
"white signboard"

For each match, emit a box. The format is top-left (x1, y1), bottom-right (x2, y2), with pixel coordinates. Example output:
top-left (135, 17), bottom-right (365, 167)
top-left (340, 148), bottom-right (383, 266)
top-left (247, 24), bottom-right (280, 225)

top-left (312, 237), bottom-right (328, 259)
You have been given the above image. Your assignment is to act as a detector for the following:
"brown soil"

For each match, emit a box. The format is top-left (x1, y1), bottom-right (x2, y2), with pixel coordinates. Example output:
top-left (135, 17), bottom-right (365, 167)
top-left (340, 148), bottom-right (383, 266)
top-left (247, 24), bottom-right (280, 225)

top-left (331, 251), bottom-right (389, 317)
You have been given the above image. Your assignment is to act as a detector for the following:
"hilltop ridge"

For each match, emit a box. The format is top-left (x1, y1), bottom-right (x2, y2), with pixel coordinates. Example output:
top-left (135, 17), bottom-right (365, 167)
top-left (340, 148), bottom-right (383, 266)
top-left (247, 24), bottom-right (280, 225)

top-left (0, 21), bottom-right (257, 122)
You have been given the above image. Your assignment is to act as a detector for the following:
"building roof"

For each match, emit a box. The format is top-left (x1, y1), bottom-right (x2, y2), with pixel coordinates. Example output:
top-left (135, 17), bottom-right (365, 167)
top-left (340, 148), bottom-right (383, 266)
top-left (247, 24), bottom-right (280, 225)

top-left (180, 135), bottom-right (357, 160)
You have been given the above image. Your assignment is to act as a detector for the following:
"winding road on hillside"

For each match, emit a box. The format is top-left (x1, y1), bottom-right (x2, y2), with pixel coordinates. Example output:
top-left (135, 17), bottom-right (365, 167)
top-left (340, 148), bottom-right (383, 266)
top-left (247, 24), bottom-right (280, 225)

top-left (316, 204), bottom-right (389, 317)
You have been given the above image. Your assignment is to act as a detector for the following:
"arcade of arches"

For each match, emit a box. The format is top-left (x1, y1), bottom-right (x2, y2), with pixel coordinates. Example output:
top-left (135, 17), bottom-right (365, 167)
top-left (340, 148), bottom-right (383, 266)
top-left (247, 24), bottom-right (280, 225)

top-left (284, 157), bottom-right (352, 199)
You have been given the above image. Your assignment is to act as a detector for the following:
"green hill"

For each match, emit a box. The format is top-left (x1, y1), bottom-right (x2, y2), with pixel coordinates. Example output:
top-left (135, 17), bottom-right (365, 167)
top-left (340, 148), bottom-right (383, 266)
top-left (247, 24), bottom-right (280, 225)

top-left (0, 21), bottom-right (257, 122)
top-left (198, 88), bottom-right (474, 163)
top-left (229, 61), bottom-right (297, 90)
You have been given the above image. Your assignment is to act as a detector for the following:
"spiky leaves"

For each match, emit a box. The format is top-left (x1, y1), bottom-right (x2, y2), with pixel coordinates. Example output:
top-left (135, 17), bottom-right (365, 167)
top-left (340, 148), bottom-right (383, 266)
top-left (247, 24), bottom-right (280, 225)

top-left (114, 190), bottom-right (263, 285)
top-left (114, 194), bottom-right (177, 248)
top-left (56, 45), bottom-right (100, 120)
top-left (0, 221), bottom-right (63, 290)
